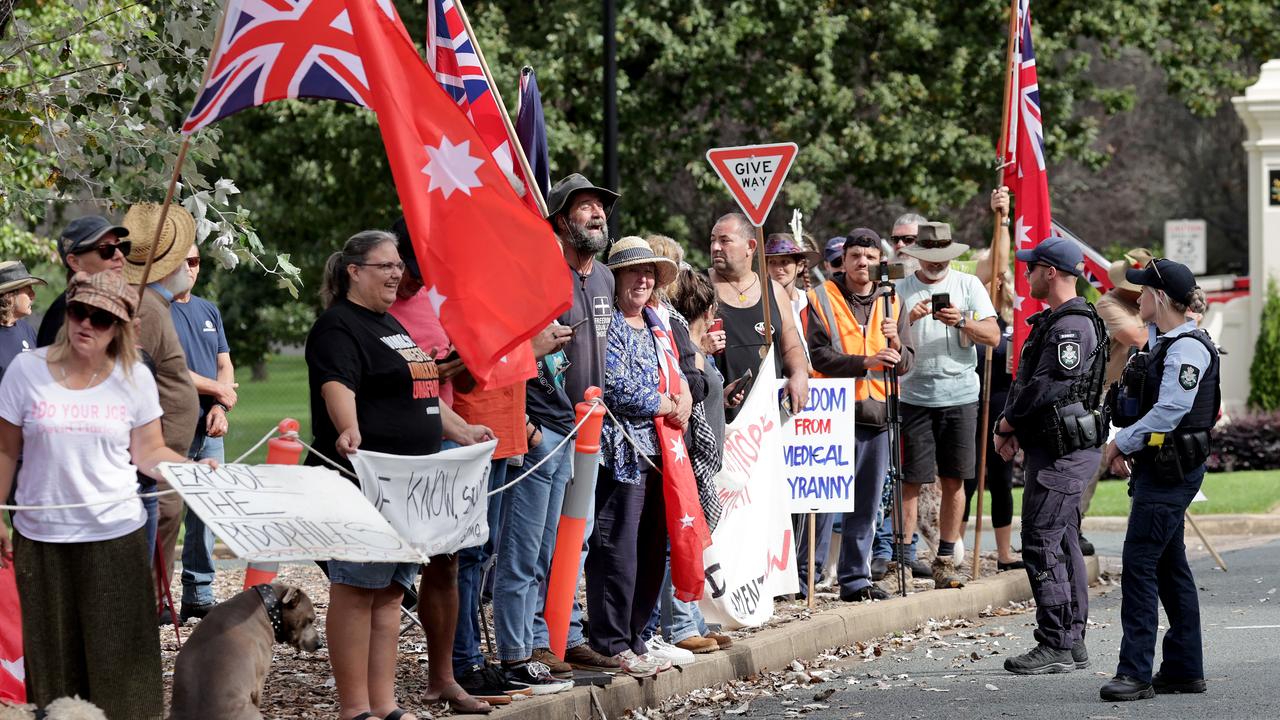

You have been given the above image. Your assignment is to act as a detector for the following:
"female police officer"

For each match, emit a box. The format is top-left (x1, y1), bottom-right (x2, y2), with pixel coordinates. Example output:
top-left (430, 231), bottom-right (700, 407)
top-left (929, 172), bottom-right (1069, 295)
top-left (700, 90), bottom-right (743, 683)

top-left (1100, 258), bottom-right (1217, 702)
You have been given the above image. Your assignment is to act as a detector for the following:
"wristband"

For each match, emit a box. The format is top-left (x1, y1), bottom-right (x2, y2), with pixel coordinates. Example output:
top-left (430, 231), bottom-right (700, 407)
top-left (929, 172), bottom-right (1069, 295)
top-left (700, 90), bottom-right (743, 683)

top-left (214, 402), bottom-right (230, 413)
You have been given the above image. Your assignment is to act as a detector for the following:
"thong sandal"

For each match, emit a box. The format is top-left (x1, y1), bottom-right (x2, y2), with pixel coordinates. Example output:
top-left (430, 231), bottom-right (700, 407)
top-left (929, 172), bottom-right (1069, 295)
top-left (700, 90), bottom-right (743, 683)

top-left (446, 697), bottom-right (494, 715)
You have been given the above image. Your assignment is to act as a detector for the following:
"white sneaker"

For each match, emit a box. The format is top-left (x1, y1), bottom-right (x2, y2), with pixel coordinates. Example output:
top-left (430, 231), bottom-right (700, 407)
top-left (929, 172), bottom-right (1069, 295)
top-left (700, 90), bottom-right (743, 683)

top-left (645, 636), bottom-right (696, 666)
top-left (615, 649), bottom-right (667, 677)
top-left (504, 660), bottom-right (574, 695)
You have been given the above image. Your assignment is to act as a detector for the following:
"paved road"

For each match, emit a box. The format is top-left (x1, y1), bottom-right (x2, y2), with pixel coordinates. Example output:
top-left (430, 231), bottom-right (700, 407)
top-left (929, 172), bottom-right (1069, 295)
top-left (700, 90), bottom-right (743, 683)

top-left (699, 536), bottom-right (1280, 720)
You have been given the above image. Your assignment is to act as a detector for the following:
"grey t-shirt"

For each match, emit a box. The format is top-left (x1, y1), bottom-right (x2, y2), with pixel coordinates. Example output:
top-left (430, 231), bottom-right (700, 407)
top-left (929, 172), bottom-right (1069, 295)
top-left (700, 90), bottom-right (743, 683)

top-left (896, 269), bottom-right (998, 407)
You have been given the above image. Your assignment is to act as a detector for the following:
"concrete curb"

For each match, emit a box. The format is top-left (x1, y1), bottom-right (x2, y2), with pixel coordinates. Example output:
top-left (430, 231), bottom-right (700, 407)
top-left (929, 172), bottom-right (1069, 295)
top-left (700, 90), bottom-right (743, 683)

top-left (495, 556), bottom-right (1100, 720)
top-left (1081, 513), bottom-right (1280, 535)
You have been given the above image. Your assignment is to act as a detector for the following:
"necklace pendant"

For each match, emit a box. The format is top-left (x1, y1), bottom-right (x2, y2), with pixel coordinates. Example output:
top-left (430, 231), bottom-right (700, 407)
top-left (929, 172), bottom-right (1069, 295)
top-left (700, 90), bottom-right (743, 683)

top-left (738, 293), bottom-right (747, 302)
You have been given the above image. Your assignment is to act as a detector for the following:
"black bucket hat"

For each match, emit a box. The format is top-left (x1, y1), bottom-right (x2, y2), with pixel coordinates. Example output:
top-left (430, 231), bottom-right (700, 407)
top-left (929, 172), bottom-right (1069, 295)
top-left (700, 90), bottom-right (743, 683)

top-left (545, 173), bottom-right (619, 221)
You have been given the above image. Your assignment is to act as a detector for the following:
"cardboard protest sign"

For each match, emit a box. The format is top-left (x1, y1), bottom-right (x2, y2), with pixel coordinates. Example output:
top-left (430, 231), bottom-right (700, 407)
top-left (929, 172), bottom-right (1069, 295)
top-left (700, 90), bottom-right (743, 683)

top-left (782, 379), bottom-right (859, 513)
top-left (160, 463), bottom-right (426, 563)
top-left (699, 349), bottom-right (798, 629)
top-left (349, 440), bottom-right (497, 557)
top-left (705, 142), bottom-right (798, 227)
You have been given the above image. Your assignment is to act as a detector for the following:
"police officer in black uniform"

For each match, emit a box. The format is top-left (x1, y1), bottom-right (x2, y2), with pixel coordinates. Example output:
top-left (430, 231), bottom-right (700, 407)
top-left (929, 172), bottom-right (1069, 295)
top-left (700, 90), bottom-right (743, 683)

top-left (994, 237), bottom-right (1108, 675)
top-left (1099, 258), bottom-right (1217, 701)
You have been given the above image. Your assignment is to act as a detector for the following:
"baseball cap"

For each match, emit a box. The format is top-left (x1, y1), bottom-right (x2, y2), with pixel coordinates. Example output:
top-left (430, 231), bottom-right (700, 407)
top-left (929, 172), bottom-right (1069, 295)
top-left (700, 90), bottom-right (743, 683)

top-left (824, 236), bottom-right (847, 264)
top-left (58, 216), bottom-right (130, 265)
top-left (1125, 258), bottom-right (1197, 301)
top-left (1015, 236), bottom-right (1084, 277)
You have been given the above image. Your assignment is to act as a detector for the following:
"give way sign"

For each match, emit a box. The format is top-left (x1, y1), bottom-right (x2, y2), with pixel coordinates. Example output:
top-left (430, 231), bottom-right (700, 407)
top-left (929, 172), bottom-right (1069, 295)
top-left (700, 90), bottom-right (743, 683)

top-left (705, 142), bottom-right (798, 228)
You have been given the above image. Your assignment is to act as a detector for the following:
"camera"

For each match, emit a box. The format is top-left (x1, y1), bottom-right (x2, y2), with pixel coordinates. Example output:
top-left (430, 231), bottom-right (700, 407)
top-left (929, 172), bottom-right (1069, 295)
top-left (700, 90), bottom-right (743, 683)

top-left (877, 261), bottom-right (906, 282)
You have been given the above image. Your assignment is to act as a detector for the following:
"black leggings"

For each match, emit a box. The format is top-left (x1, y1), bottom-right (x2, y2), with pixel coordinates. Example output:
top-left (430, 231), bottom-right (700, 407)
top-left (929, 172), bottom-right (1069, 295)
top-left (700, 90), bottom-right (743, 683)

top-left (963, 426), bottom-right (1014, 529)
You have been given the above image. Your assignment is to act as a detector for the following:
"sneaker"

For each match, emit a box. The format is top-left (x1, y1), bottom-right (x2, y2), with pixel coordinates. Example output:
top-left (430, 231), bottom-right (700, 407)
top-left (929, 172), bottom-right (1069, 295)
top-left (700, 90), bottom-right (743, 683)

top-left (841, 585), bottom-right (889, 602)
top-left (457, 663), bottom-right (526, 704)
top-left (503, 661), bottom-right (574, 695)
top-left (704, 632), bottom-right (734, 650)
top-left (931, 555), bottom-right (965, 589)
top-left (645, 636), bottom-right (696, 666)
top-left (1003, 643), bottom-right (1075, 675)
top-left (1152, 671), bottom-right (1206, 694)
top-left (564, 644), bottom-right (623, 674)
top-left (615, 650), bottom-right (666, 678)
top-left (1100, 674), bottom-right (1155, 701)
top-left (532, 647), bottom-right (573, 679)
top-left (674, 636), bottom-right (720, 654)
top-left (870, 557), bottom-right (889, 581)
top-left (179, 601), bottom-right (216, 623)
top-left (1079, 533), bottom-right (1095, 556)
top-left (1071, 640), bottom-right (1090, 669)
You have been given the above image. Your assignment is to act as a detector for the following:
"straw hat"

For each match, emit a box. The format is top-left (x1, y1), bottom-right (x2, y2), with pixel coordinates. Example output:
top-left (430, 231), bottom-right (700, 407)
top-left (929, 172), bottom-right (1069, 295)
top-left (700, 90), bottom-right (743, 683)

top-left (606, 236), bottom-right (678, 286)
top-left (1107, 248), bottom-right (1155, 293)
top-left (66, 270), bottom-right (136, 322)
top-left (121, 203), bottom-right (196, 285)
top-left (0, 261), bottom-right (47, 295)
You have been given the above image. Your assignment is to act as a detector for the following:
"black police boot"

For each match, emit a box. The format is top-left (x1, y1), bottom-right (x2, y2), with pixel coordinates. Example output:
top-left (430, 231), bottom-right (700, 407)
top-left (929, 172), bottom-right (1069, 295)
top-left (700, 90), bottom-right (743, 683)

top-left (1100, 674), bottom-right (1155, 701)
top-left (1004, 643), bottom-right (1075, 675)
top-left (1153, 671), bottom-right (1206, 694)
top-left (1072, 640), bottom-right (1090, 669)
top-left (1079, 533), bottom-right (1095, 556)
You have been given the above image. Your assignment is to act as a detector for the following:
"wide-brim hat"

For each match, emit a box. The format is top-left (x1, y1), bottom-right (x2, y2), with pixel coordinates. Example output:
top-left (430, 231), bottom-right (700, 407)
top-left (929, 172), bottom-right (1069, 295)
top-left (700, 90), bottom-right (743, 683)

top-left (606, 236), bottom-right (678, 286)
top-left (1107, 248), bottom-right (1155, 292)
top-left (899, 221), bottom-right (968, 262)
top-left (545, 173), bottom-right (620, 220)
top-left (121, 203), bottom-right (196, 285)
top-left (66, 270), bottom-right (136, 322)
top-left (0, 261), bottom-right (47, 295)
top-left (764, 233), bottom-right (819, 264)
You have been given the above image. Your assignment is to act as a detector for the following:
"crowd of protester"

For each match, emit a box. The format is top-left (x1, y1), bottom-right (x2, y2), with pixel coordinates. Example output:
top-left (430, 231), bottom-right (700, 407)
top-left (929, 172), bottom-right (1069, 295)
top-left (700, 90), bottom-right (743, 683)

top-left (0, 176), bottom-right (1153, 719)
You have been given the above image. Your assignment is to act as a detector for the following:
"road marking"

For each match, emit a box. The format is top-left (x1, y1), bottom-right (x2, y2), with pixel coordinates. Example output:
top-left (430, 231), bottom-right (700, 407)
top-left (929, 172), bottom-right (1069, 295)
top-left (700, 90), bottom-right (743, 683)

top-left (1224, 625), bottom-right (1280, 630)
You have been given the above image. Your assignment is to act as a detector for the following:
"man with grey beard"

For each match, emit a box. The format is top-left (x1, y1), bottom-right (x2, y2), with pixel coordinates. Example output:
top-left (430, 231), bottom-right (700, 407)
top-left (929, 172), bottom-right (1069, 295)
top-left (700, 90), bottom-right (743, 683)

top-left (488, 174), bottom-right (626, 695)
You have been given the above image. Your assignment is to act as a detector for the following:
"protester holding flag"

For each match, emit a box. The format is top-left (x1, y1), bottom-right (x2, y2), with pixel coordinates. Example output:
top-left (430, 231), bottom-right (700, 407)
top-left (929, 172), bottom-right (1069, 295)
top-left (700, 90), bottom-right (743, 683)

top-left (306, 230), bottom-right (494, 720)
top-left (587, 237), bottom-right (690, 677)
top-left (0, 271), bottom-right (212, 719)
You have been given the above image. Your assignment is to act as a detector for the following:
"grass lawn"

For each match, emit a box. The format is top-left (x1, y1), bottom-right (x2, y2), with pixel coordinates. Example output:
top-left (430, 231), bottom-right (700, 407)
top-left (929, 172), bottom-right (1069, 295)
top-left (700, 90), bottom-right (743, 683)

top-left (1011, 470), bottom-right (1280, 516)
top-left (224, 354), bottom-right (311, 464)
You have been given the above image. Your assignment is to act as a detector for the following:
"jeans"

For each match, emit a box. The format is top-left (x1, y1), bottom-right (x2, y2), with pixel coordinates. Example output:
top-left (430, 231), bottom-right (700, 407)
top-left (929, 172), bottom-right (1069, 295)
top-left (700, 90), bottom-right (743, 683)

top-left (873, 506), bottom-right (919, 562)
top-left (836, 429), bottom-right (889, 595)
top-left (139, 479), bottom-right (159, 564)
top-left (655, 557), bottom-right (709, 643)
top-left (493, 426), bottom-right (572, 662)
top-left (453, 458), bottom-right (509, 673)
top-left (181, 434), bottom-right (223, 605)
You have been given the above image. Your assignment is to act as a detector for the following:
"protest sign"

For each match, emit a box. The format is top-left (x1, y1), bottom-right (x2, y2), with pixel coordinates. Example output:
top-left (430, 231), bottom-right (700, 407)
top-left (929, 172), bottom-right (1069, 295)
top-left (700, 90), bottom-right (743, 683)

top-left (699, 349), bottom-right (799, 629)
top-left (160, 463), bottom-right (426, 563)
top-left (350, 441), bottom-right (497, 557)
top-left (782, 379), bottom-right (859, 513)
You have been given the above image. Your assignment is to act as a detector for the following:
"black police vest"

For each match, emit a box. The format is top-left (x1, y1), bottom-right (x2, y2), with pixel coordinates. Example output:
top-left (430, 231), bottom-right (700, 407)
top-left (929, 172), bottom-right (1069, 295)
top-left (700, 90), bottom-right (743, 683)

top-left (1017, 302), bottom-right (1108, 412)
top-left (1139, 329), bottom-right (1220, 432)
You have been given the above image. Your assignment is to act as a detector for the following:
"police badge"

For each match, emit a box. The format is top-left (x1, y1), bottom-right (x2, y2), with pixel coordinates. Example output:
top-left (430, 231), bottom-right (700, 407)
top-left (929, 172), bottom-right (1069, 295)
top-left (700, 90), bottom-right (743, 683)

top-left (1058, 341), bottom-right (1080, 370)
top-left (1179, 363), bottom-right (1200, 390)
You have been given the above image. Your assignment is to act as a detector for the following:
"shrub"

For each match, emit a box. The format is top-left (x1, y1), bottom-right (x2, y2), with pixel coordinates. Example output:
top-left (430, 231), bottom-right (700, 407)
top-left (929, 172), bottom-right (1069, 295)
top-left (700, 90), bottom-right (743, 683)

top-left (1208, 412), bottom-right (1280, 472)
top-left (1248, 279), bottom-right (1280, 411)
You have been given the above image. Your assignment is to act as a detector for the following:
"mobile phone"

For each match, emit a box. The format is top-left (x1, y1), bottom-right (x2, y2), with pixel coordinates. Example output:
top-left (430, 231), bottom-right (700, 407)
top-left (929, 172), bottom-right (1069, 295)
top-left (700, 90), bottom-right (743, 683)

top-left (724, 368), bottom-right (753, 395)
top-left (779, 393), bottom-right (795, 425)
top-left (931, 292), bottom-right (951, 311)
top-left (568, 316), bottom-right (591, 332)
top-left (709, 318), bottom-right (724, 334)
top-left (439, 348), bottom-right (460, 364)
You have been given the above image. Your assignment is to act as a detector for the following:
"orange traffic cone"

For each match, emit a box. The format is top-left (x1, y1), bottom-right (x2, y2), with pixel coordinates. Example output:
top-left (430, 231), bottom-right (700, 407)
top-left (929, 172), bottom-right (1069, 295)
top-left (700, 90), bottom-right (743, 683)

top-left (243, 419), bottom-right (303, 589)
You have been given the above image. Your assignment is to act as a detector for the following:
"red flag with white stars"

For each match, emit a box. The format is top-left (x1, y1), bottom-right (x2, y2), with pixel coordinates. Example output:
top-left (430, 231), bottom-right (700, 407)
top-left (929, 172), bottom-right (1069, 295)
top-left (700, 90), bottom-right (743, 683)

top-left (346, 1), bottom-right (567, 386)
top-left (649, 309), bottom-right (712, 602)
top-left (0, 563), bottom-right (25, 703)
top-left (1002, 0), bottom-right (1052, 376)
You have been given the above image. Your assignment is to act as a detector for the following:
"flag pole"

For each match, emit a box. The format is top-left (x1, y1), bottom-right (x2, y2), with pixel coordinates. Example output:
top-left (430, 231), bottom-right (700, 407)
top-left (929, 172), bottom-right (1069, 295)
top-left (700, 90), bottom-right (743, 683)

top-left (451, 0), bottom-right (549, 217)
top-left (972, 0), bottom-right (1020, 582)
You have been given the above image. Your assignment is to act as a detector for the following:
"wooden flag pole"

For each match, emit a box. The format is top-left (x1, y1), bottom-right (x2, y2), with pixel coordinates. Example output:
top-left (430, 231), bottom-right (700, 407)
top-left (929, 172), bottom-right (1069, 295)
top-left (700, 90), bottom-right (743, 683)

top-left (133, 137), bottom-right (192, 308)
top-left (807, 512), bottom-right (817, 609)
top-left (972, 0), bottom-right (1021, 582)
top-left (452, 0), bottom-right (549, 216)
top-left (757, 225), bottom-right (774, 350)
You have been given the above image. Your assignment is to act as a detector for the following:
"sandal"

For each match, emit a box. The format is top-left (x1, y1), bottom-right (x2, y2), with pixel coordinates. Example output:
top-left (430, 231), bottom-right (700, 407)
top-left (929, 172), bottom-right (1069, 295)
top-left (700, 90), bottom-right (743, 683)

top-left (350, 714), bottom-right (380, 720)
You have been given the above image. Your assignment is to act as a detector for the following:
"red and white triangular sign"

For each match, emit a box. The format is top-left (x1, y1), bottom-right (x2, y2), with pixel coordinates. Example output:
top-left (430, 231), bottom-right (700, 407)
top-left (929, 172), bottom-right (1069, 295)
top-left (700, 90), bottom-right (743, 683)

top-left (705, 142), bottom-right (799, 227)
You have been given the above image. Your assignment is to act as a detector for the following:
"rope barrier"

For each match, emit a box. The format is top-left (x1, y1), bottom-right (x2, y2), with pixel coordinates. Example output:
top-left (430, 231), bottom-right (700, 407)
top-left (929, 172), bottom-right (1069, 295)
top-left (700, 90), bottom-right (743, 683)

top-left (482, 398), bottom-right (602, 497)
top-left (231, 424), bottom-right (283, 464)
top-left (0, 487), bottom-right (177, 512)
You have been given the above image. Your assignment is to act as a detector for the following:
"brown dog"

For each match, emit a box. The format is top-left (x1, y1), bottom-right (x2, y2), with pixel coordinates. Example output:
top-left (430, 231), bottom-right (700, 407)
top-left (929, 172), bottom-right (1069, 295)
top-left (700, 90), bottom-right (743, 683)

top-left (168, 583), bottom-right (320, 720)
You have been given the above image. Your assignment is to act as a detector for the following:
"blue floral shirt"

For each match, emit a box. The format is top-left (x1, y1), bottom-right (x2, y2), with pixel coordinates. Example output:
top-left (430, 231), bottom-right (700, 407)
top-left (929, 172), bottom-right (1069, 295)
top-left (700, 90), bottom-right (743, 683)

top-left (601, 308), bottom-right (669, 485)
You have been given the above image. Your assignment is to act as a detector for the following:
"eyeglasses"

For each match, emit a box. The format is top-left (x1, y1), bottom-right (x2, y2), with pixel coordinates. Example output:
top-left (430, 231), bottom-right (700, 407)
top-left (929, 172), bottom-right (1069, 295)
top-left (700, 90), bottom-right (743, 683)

top-left (890, 234), bottom-right (917, 246)
top-left (186, 257), bottom-right (201, 268)
top-left (67, 302), bottom-right (119, 330)
top-left (356, 261), bottom-right (406, 274)
top-left (77, 241), bottom-right (132, 260)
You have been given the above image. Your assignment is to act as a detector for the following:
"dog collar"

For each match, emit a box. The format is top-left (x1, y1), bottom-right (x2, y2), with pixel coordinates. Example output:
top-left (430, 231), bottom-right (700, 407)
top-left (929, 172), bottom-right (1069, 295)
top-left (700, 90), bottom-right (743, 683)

top-left (253, 583), bottom-right (289, 643)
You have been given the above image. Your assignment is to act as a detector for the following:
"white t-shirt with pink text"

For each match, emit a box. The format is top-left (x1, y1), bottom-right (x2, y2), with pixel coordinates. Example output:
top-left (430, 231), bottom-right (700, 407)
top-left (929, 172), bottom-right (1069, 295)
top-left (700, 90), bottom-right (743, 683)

top-left (0, 349), bottom-right (163, 542)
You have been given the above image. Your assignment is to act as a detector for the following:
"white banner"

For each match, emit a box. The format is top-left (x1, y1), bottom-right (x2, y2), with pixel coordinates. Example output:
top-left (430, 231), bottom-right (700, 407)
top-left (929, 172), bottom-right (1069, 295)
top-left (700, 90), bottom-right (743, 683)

top-left (349, 441), bottom-right (497, 557)
top-left (161, 463), bottom-right (426, 563)
top-left (783, 379), bottom-right (858, 513)
top-left (699, 349), bottom-right (799, 629)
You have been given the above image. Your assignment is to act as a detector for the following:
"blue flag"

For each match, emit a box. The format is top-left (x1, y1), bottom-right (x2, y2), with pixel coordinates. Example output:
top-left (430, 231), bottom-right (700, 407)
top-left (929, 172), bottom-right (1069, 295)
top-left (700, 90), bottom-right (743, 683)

top-left (516, 66), bottom-right (551, 206)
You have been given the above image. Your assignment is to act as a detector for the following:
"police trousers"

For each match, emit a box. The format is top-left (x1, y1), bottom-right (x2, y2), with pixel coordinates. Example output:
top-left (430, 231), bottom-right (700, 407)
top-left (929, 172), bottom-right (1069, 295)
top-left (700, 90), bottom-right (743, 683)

top-left (1020, 447), bottom-right (1098, 650)
top-left (1117, 462), bottom-right (1205, 683)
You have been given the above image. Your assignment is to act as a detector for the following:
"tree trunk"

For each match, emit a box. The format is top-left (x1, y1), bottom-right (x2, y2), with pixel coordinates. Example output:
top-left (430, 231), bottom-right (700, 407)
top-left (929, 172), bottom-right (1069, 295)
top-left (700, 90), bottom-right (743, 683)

top-left (252, 359), bottom-right (268, 382)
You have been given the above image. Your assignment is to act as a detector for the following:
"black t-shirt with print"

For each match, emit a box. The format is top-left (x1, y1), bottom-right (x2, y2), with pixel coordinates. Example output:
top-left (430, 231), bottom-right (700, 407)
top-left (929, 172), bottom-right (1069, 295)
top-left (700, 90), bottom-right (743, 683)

top-left (305, 297), bottom-right (442, 479)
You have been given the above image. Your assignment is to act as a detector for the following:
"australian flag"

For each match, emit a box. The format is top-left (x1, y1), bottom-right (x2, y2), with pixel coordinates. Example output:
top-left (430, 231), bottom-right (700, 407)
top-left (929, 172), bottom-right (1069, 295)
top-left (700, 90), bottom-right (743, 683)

top-left (183, 0), bottom-right (406, 135)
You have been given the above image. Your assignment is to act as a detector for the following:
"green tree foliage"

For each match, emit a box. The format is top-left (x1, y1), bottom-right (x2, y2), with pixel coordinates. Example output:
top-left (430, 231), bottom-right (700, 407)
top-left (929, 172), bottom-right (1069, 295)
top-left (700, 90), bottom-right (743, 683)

top-left (1248, 279), bottom-right (1280, 412)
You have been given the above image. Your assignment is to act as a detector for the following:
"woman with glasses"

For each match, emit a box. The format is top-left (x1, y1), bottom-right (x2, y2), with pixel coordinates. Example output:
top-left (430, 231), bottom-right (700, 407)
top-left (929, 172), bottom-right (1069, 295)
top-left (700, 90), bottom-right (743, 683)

top-left (37, 215), bottom-right (132, 347)
top-left (307, 230), bottom-right (494, 720)
top-left (0, 271), bottom-right (214, 719)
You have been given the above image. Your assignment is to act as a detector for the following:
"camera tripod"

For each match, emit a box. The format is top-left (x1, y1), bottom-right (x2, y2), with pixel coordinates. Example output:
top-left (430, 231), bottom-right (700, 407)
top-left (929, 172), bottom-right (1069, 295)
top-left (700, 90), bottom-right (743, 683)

top-left (879, 261), bottom-right (909, 597)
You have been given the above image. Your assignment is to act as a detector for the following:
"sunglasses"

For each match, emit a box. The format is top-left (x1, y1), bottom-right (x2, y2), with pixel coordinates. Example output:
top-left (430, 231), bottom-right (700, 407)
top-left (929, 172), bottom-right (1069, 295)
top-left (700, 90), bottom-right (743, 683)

top-left (186, 256), bottom-right (201, 268)
top-left (1146, 258), bottom-right (1164, 284)
top-left (890, 234), bottom-right (917, 246)
top-left (77, 240), bottom-right (132, 261)
top-left (67, 302), bottom-right (120, 330)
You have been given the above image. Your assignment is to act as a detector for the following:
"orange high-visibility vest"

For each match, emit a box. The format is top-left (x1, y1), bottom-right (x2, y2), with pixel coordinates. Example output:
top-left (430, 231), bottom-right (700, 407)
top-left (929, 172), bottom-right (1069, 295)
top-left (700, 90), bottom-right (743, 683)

top-left (804, 279), bottom-right (899, 401)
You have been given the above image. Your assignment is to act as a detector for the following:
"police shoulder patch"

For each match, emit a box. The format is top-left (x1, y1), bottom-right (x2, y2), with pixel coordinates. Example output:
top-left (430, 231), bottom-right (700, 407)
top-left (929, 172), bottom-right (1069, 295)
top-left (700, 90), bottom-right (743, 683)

top-left (1058, 341), bottom-right (1081, 370)
top-left (1179, 363), bottom-right (1200, 390)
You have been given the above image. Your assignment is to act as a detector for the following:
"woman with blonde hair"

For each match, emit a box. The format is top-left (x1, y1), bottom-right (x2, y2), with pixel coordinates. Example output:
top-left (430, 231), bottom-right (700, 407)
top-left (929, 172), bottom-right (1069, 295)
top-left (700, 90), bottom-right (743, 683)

top-left (0, 261), bottom-right (45, 378)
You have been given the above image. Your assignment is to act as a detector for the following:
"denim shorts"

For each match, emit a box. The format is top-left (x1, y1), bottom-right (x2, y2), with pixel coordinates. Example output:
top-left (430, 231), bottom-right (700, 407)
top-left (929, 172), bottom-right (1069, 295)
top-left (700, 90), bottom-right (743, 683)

top-left (327, 560), bottom-right (420, 593)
